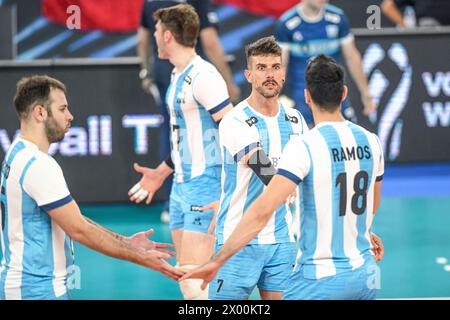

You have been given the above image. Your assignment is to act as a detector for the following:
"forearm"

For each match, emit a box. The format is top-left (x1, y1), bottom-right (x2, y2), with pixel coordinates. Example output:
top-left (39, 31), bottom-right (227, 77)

top-left (85, 217), bottom-right (130, 243)
top-left (213, 200), bottom-right (271, 265)
top-left (74, 219), bottom-right (148, 266)
top-left (381, 0), bottom-right (405, 27)
top-left (345, 48), bottom-right (370, 96)
top-left (137, 29), bottom-right (151, 71)
top-left (157, 160), bottom-right (174, 180)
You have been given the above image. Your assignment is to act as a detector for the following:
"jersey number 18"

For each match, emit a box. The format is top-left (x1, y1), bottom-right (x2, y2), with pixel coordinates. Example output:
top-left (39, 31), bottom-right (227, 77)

top-left (335, 170), bottom-right (369, 216)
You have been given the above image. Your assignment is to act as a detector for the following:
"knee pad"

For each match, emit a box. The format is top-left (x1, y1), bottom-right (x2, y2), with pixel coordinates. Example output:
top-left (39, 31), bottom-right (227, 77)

top-left (178, 264), bottom-right (209, 300)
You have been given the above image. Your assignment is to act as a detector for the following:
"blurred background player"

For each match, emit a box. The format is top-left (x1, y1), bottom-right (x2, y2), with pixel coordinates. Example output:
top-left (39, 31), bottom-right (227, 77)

top-left (275, 0), bottom-right (376, 127)
top-left (208, 36), bottom-right (308, 300)
top-left (138, 0), bottom-right (240, 223)
top-left (381, 0), bottom-right (450, 28)
top-left (181, 55), bottom-right (385, 300)
top-left (129, 4), bottom-right (233, 300)
top-left (0, 75), bottom-right (182, 300)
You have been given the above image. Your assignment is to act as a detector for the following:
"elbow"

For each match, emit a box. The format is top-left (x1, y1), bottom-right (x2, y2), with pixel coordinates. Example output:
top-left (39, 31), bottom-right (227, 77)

top-left (66, 222), bottom-right (89, 244)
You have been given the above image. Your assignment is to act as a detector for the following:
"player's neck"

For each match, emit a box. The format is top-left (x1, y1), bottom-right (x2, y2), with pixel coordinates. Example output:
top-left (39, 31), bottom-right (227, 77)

top-left (312, 107), bottom-right (346, 125)
top-left (171, 47), bottom-right (197, 73)
top-left (300, 4), bottom-right (323, 20)
top-left (247, 93), bottom-right (279, 117)
top-left (20, 126), bottom-right (50, 153)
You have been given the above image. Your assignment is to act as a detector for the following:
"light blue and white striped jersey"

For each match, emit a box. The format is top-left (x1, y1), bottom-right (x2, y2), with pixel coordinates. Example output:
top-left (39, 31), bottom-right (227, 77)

top-left (277, 121), bottom-right (384, 279)
top-left (0, 138), bottom-right (74, 299)
top-left (216, 100), bottom-right (308, 245)
top-left (166, 55), bottom-right (230, 183)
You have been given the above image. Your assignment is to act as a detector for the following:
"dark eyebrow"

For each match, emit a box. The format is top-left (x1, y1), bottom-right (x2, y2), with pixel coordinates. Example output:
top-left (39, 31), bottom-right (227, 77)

top-left (256, 63), bottom-right (267, 67)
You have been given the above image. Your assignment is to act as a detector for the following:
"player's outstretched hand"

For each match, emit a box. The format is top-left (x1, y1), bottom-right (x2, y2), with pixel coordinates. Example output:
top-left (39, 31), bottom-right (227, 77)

top-left (144, 250), bottom-right (185, 281)
top-left (370, 232), bottom-right (384, 262)
top-left (178, 261), bottom-right (221, 290)
top-left (128, 228), bottom-right (176, 256)
top-left (128, 163), bottom-right (164, 204)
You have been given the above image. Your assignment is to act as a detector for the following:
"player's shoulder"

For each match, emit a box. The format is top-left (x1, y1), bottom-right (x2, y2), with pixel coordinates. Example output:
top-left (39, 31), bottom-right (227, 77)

top-left (31, 151), bottom-right (62, 174)
top-left (191, 56), bottom-right (223, 83)
top-left (279, 5), bottom-right (302, 30)
top-left (279, 5), bottom-right (300, 22)
top-left (193, 56), bottom-right (218, 74)
top-left (221, 101), bottom-right (253, 126)
top-left (324, 4), bottom-right (347, 24)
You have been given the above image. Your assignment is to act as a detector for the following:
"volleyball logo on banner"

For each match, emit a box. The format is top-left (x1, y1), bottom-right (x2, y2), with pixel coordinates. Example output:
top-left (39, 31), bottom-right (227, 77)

top-left (362, 42), bottom-right (412, 161)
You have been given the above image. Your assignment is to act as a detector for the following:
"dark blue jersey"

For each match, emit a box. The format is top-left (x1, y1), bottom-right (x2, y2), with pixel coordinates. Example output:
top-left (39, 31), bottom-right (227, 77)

top-left (276, 4), bottom-right (353, 101)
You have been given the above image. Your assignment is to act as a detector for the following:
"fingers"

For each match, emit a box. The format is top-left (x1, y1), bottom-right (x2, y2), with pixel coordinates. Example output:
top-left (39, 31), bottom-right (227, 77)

top-left (133, 162), bottom-right (144, 173)
top-left (145, 192), bottom-right (154, 205)
top-left (201, 280), bottom-right (208, 291)
top-left (200, 204), bottom-right (213, 211)
top-left (132, 189), bottom-right (150, 204)
top-left (179, 271), bottom-right (193, 282)
top-left (162, 264), bottom-right (185, 278)
top-left (154, 242), bottom-right (174, 249)
top-left (144, 229), bottom-right (154, 237)
top-left (128, 182), bottom-right (141, 196)
top-left (156, 248), bottom-right (176, 256)
top-left (129, 184), bottom-right (153, 204)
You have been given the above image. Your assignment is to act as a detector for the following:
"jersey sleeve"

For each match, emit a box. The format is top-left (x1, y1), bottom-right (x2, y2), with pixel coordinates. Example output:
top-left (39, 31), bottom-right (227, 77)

top-left (219, 116), bottom-right (260, 162)
top-left (22, 156), bottom-right (73, 212)
top-left (339, 12), bottom-right (354, 45)
top-left (275, 18), bottom-right (291, 47)
top-left (192, 70), bottom-right (230, 115)
top-left (277, 136), bottom-right (311, 185)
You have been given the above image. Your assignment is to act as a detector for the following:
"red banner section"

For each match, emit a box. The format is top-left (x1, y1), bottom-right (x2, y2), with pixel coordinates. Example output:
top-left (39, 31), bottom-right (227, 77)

top-left (42, 0), bottom-right (144, 32)
top-left (214, 0), bottom-right (298, 18)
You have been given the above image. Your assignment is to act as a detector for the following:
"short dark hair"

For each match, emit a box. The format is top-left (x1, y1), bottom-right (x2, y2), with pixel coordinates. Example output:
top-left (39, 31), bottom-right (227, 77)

top-left (13, 75), bottom-right (66, 119)
top-left (154, 4), bottom-right (200, 48)
top-left (245, 36), bottom-right (282, 68)
top-left (305, 54), bottom-right (344, 111)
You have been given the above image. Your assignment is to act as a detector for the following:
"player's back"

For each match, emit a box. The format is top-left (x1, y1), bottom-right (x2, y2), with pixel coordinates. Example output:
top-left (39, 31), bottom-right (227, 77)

top-left (166, 55), bottom-right (228, 183)
top-left (294, 121), bottom-right (383, 280)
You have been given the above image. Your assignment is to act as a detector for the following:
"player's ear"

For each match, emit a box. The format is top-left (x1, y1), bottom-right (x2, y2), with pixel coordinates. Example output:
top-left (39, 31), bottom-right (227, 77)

top-left (342, 85), bottom-right (348, 102)
top-left (31, 104), bottom-right (47, 123)
top-left (304, 89), bottom-right (312, 105)
top-left (244, 69), bottom-right (252, 84)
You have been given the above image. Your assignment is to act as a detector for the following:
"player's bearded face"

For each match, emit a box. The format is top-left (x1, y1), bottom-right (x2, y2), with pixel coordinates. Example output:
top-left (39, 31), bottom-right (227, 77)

top-left (44, 89), bottom-right (73, 143)
top-left (256, 78), bottom-right (283, 98)
top-left (45, 111), bottom-right (67, 143)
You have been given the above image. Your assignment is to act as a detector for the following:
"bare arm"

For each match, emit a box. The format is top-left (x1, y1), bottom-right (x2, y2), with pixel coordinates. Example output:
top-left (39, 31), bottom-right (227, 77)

top-left (373, 181), bottom-right (382, 214)
top-left (137, 27), bottom-right (151, 71)
top-left (280, 44), bottom-right (290, 69)
top-left (212, 175), bottom-right (296, 265)
top-left (211, 104), bottom-right (233, 123)
top-left (342, 40), bottom-right (376, 116)
top-left (48, 200), bottom-right (183, 280)
top-left (381, 0), bottom-right (406, 27)
top-left (200, 27), bottom-right (240, 103)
